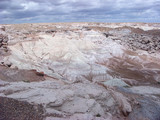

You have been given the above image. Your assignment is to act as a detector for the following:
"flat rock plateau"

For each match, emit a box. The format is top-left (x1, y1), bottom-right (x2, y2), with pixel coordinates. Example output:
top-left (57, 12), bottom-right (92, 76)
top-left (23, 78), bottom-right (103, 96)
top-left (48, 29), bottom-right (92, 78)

top-left (0, 22), bottom-right (160, 120)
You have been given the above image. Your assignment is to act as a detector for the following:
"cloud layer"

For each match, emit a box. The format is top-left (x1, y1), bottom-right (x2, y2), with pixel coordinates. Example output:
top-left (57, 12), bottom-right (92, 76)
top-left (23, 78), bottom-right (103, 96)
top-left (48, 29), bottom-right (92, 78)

top-left (0, 0), bottom-right (160, 24)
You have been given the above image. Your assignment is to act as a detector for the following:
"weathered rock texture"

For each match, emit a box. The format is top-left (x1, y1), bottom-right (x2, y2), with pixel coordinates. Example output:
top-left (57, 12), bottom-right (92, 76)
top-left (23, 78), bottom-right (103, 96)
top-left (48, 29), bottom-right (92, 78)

top-left (0, 23), bottom-right (160, 120)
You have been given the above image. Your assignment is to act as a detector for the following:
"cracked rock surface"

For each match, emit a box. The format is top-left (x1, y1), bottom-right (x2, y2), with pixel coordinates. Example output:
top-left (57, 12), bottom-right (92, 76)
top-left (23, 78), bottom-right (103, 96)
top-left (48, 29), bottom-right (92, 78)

top-left (0, 23), bottom-right (160, 120)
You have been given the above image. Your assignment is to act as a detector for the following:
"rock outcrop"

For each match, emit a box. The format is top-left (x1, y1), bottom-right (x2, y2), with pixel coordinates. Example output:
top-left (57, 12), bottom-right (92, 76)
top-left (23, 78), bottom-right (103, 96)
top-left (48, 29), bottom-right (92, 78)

top-left (0, 23), bottom-right (160, 120)
top-left (0, 34), bottom-right (8, 54)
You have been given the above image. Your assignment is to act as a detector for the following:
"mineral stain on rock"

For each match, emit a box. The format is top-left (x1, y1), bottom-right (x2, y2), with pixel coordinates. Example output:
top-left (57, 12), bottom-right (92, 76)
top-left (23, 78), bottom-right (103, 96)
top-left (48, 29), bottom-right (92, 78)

top-left (0, 23), bottom-right (160, 120)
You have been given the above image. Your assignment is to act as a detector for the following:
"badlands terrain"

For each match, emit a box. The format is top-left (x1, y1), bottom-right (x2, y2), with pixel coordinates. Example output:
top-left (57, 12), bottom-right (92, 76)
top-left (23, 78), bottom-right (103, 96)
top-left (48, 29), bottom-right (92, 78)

top-left (0, 22), bottom-right (160, 120)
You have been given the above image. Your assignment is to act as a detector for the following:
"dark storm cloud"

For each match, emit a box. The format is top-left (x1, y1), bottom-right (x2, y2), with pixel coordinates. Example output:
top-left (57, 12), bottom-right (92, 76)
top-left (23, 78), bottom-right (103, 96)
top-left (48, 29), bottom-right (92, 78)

top-left (0, 0), bottom-right (160, 24)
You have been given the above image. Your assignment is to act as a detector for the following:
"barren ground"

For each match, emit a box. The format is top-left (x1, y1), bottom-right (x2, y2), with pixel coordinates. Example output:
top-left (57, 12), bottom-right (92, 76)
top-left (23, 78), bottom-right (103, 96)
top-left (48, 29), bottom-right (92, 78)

top-left (0, 22), bottom-right (160, 120)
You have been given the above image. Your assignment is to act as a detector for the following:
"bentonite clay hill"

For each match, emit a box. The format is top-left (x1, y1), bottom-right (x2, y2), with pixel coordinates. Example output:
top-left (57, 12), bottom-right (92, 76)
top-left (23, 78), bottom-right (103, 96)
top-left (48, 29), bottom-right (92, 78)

top-left (0, 23), bottom-right (160, 120)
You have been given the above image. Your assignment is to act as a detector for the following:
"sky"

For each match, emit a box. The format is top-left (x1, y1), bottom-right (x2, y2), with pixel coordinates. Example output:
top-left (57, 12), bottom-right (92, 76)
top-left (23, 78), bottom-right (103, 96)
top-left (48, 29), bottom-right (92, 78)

top-left (0, 0), bottom-right (160, 24)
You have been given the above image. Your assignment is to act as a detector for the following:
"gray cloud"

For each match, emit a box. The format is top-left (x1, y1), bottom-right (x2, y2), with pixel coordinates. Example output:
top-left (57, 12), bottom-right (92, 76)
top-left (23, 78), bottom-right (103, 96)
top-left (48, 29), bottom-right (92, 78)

top-left (0, 0), bottom-right (160, 24)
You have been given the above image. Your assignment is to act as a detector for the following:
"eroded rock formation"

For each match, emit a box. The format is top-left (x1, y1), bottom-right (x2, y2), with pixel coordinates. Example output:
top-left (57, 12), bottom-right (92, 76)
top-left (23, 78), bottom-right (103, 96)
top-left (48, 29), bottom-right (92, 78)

top-left (0, 23), bottom-right (160, 120)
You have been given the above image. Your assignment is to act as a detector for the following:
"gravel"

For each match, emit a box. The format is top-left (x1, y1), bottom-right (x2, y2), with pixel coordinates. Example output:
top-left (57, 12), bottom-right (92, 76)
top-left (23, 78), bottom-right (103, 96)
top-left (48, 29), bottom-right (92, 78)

top-left (0, 97), bottom-right (44, 120)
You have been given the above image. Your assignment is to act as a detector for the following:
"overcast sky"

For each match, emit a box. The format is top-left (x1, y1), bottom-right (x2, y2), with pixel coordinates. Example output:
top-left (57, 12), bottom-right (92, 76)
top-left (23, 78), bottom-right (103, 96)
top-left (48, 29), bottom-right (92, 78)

top-left (0, 0), bottom-right (160, 24)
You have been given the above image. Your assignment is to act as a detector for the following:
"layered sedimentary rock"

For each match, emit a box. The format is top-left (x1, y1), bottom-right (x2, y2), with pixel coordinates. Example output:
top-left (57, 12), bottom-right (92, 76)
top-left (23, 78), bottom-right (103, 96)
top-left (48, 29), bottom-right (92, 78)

top-left (0, 23), bottom-right (160, 120)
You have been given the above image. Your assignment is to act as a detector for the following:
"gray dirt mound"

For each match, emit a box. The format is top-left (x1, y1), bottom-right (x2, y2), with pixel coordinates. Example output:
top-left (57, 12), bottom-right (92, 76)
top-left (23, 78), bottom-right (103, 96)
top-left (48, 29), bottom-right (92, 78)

top-left (0, 97), bottom-right (44, 120)
top-left (129, 98), bottom-right (160, 120)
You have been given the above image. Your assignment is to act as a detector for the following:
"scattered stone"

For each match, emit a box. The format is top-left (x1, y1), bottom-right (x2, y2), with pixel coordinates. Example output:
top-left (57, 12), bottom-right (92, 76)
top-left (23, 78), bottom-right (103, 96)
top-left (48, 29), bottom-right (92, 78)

top-left (110, 27), bottom-right (160, 52)
top-left (0, 97), bottom-right (44, 120)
